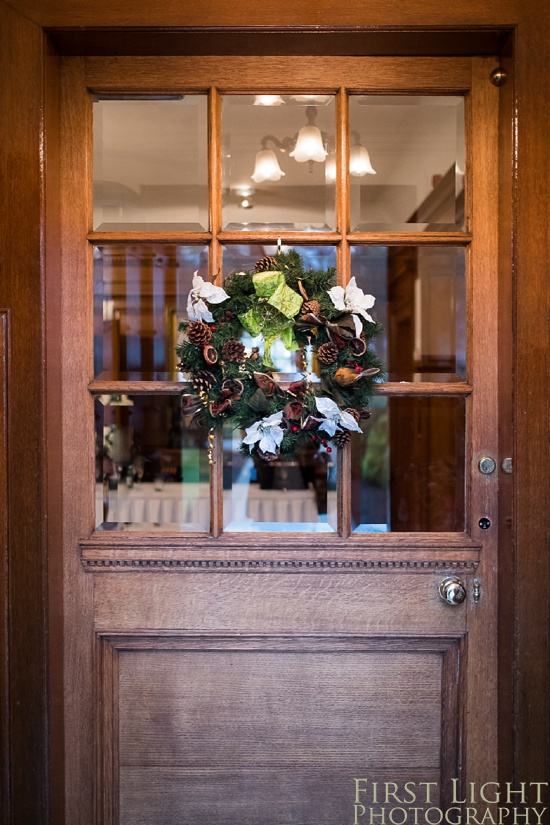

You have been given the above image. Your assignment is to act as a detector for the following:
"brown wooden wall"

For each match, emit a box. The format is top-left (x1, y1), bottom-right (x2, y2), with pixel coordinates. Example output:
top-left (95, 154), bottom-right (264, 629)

top-left (0, 0), bottom-right (549, 822)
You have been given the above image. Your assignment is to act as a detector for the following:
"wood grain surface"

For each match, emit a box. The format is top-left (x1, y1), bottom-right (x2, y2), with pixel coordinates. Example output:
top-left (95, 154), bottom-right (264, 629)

top-left (6, 0), bottom-right (541, 29)
top-left (0, 4), bottom-right (49, 823)
top-left (93, 572), bottom-right (468, 634)
top-left (96, 633), bottom-right (462, 824)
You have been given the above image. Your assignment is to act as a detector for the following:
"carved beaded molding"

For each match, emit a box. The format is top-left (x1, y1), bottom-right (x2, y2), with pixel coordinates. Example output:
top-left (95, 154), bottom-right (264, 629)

top-left (83, 558), bottom-right (479, 572)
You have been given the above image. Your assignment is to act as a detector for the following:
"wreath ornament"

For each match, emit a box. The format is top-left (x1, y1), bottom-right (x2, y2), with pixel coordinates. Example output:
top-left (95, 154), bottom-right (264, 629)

top-left (176, 250), bottom-right (383, 462)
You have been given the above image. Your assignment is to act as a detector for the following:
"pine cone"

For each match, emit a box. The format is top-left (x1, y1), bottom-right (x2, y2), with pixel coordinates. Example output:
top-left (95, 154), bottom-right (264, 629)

top-left (344, 407), bottom-right (360, 422)
top-left (192, 369), bottom-right (216, 394)
top-left (332, 429), bottom-right (351, 448)
top-left (187, 321), bottom-right (212, 346)
top-left (317, 342), bottom-right (339, 364)
top-left (302, 299), bottom-right (320, 316)
top-left (221, 340), bottom-right (246, 363)
top-left (254, 256), bottom-right (278, 273)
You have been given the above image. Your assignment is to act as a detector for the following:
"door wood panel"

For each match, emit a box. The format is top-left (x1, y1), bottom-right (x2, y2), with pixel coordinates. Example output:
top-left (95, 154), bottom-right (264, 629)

top-left (98, 634), bottom-right (465, 824)
top-left (92, 573), bottom-right (469, 635)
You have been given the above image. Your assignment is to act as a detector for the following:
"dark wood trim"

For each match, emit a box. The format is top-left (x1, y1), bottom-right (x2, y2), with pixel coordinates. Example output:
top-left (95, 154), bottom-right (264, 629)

top-left (496, 40), bottom-right (515, 788)
top-left (0, 3), bottom-right (50, 823)
top-left (46, 26), bottom-right (512, 58)
top-left (513, 14), bottom-right (550, 801)
top-left (0, 310), bottom-right (11, 825)
top-left (83, 55), bottom-right (473, 93)
top-left (44, 37), bottom-right (65, 825)
top-left (87, 379), bottom-right (474, 396)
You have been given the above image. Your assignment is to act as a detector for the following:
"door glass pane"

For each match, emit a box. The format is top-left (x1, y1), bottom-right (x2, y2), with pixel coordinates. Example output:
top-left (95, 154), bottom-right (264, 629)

top-left (351, 396), bottom-right (465, 532)
top-left (223, 428), bottom-right (337, 533)
top-left (93, 244), bottom-right (208, 380)
top-left (93, 96), bottom-right (208, 231)
top-left (222, 244), bottom-right (337, 377)
top-left (351, 245), bottom-right (466, 382)
top-left (222, 95), bottom-right (335, 231)
top-left (349, 96), bottom-right (466, 231)
top-left (95, 394), bottom-right (210, 532)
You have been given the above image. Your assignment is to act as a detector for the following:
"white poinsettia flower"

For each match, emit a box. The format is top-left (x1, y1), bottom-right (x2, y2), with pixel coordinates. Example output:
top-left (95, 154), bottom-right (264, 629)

top-left (314, 396), bottom-right (363, 437)
top-left (243, 411), bottom-right (285, 454)
top-left (327, 277), bottom-right (376, 337)
top-left (187, 271), bottom-right (230, 323)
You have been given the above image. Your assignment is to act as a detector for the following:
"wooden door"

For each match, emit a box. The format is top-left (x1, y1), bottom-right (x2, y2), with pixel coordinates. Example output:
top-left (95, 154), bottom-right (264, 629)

top-left (52, 55), bottom-right (502, 824)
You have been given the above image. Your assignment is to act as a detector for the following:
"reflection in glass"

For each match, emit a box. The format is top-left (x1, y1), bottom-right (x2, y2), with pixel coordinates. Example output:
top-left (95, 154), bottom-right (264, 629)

top-left (351, 397), bottom-right (465, 533)
top-left (223, 428), bottom-right (337, 532)
top-left (93, 96), bottom-right (208, 231)
top-left (349, 96), bottom-right (466, 231)
top-left (351, 246), bottom-right (466, 382)
top-left (222, 95), bottom-right (335, 231)
top-left (93, 245), bottom-right (208, 379)
top-left (222, 245), bottom-right (337, 376)
top-left (95, 395), bottom-right (210, 532)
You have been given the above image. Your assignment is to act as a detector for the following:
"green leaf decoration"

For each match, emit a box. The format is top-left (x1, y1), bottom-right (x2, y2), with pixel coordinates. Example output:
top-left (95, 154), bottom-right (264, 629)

top-left (247, 388), bottom-right (272, 415)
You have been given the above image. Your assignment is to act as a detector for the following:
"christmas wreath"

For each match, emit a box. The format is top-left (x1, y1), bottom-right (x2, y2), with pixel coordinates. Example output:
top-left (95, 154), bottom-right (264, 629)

top-left (176, 250), bottom-right (383, 461)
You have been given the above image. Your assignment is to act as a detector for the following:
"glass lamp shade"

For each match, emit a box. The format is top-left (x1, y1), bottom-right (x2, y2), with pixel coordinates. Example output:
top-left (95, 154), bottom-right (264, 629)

top-left (251, 149), bottom-right (286, 183)
top-left (253, 95), bottom-right (285, 106)
top-left (289, 125), bottom-right (328, 163)
top-left (325, 154), bottom-right (337, 182)
top-left (291, 95), bottom-right (331, 104)
top-left (350, 144), bottom-right (376, 176)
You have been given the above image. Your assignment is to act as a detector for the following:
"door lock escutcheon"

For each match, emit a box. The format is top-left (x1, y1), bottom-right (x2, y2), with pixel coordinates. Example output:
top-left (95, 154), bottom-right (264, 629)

top-left (478, 456), bottom-right (496, 474)
top-left (439, 576), bottom-right (467, 606)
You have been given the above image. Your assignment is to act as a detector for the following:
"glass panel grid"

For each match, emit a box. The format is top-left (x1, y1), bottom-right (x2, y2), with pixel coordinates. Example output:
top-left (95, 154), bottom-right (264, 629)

top-left (90, 87), bottom-right (470, 538)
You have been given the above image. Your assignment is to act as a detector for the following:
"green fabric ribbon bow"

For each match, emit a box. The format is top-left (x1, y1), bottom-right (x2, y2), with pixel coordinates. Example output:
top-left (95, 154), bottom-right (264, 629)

top-left (238, 270), bottom-right (303, 366)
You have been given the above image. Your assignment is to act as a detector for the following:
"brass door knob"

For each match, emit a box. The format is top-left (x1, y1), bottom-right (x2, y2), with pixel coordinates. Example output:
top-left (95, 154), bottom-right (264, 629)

top-left (439, 576), bottom-right (467, 605)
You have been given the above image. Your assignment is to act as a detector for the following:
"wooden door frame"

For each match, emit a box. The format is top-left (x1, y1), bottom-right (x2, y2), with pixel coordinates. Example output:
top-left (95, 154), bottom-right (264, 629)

top-left (1, 4), bottom-right (548, 823)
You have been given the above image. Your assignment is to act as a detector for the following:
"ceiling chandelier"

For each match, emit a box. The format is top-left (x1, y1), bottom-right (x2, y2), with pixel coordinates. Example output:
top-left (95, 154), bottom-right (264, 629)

top-left (250, 104), bottom-right (376, 183)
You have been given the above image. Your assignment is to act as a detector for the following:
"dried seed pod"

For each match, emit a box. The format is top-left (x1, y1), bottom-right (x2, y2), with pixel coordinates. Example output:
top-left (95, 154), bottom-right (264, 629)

top-left (332, 429), bottom-right (351, 448)
top-left (192, 369), bottom-right (217, 394)
top-left (257, 449), bottom-right (280, 462)
top-left (187, 321), bottom-right (212, 346)
top-left (254, 256), bottom-right (278, 272)
top-left (221, 378), bottom-right (244, 399)
top-left (203, 345), bottom-right (218, 365)
top-left (344, 407), bottom-right (361, 422)
top-left (221, 340), bottom-right (247, 363)
top-left (317, 342), bottom-right (339, 364)
top-left (349, 337), bottom-right (367, 357)
top-left (302, 299), bottom-right (320, 316)
top-left (360, 407), bottom-right (372, 420)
